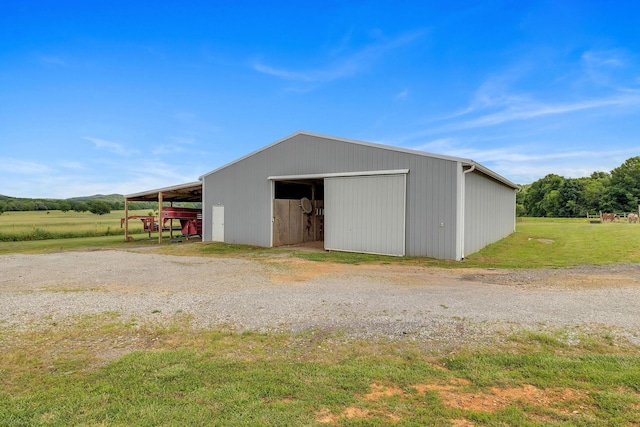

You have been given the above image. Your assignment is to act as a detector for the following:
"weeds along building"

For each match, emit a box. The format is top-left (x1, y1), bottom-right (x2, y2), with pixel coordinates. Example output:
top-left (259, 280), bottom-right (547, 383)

top-left (199, 131), bottom-right (518, 260)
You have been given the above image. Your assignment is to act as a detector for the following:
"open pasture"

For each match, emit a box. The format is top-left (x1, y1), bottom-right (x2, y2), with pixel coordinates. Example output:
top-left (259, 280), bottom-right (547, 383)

top-left (0, 209), bottom-right (150, 242)
top-left (461, 217), bottom-right (640, 268)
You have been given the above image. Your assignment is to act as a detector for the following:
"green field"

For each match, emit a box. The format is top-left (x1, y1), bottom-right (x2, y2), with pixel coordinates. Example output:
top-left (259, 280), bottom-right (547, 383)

top-left (0, 209), bottom-right (153, 242)
top-left (2, 212), bottom-right (640, 267)
top-left (1, 213), bottom-right (640, 425)
top-left (463, 217), bottom-right (640, 268)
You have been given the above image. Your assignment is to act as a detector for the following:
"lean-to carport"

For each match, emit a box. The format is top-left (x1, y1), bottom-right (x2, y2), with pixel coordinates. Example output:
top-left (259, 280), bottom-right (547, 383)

top-left (123, 181), bottom-right (202, 243)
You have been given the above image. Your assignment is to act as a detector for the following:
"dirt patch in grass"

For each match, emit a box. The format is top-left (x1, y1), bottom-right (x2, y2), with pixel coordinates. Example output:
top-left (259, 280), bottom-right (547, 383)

top-left (363, 383), bottom-right (405, 400)
top-left (450, 419), bottom-right (475, 427)
top-left (266, 257), bottom-right (349, 283)
top-left (418, 381), bottom-right (588, 414)
top-left (316, 405), bottom-right (401, 424)
top-left (317, 379), bottom-right (592, 424)
top-left (529, 238), bottom-right (555, 244)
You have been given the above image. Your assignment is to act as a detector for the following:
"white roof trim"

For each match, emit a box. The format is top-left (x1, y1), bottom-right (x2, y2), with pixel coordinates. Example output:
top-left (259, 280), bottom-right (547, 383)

top-left (268, 169), bottom-right (409, 181)
top-left (124, 181), bottom-right (201, 199)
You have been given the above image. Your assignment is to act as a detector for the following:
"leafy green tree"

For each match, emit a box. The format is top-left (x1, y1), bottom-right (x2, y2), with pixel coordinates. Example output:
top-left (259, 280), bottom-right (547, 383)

top-left (88, 201), bottom-right (111, 215)
top-left (74, 202), bottom-right (89, 212)
top-left (524, 174), bottom-right (565, 217)
top-left (87, 201), bottom-right (107, 215)
top-left (582, 172), bottom-right (611, 213)
top-left (605, 156), bottom-right (640, 212)
top-left (110, 201), bottom-right (124, 210)
top-left (515, 184), bottom-right (528, 216)
top-left (557, 178), bottom-right (585, 217)
top-left (59, 202), bottom-right (72, 212)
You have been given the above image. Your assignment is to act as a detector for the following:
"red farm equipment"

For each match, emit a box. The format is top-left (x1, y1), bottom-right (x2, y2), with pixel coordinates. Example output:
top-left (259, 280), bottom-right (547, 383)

top-left (160, 207), bottom-right (202, 237)
top-left (121, 207), bottom-right (202, 240)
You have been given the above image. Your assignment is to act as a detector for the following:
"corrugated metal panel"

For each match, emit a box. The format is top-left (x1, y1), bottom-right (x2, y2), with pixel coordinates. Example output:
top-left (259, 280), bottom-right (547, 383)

top-left (325, 174), bottom-right (406, 256)
top-left (202, 133), bottom-right (464, 259)
top-left (463, 171), bottom-right (516, 256)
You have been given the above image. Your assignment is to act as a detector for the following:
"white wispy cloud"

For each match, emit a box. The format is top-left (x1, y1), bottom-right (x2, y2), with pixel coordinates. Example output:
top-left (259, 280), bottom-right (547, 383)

top-left (450, 94), bottom-right (640, 130)
top-left (426, 48), bottom-right (640, 134)
top-left (39, 55), bottom-right (67, 67)
top-left (411, 137), bottom-right (637, 165)
top-left (58, 160), bottom-right (85, 170)
top-left (582, 49), bottom-right (626, 69)
top-left (395, 89), bottom-right (409, 101)
top-left (405, 138), bottom-right (639, 184)
top-left (84, 137), bottom-right (139, 156)
top-left (252, 30), bottom-right (424, 83)
top-left (581, 48), bottom-right (632, 89)
top-left (0, 158), bottom-right (51, 174)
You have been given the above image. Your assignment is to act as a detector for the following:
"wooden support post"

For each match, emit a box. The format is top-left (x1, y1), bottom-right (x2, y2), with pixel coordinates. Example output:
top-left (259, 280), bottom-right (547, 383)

top-left (124, 199), bottom-right (130, 241)
top-left (158, 192), bottom-right (163, 244)
top-left (311, 185), bottom-right (316, 241)
top-left (170, 201), bottom-right (174, 240)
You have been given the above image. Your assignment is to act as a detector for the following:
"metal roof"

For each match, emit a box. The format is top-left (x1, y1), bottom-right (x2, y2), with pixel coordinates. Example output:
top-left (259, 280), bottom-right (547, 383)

top-left (124, 181), bottom-right (202, 202)
top-left (199, 130), bottom-right (519, 190)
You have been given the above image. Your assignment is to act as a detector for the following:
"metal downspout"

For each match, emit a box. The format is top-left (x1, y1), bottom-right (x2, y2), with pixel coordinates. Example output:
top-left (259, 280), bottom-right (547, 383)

top-left (460, 164), bottom-right (476, 260)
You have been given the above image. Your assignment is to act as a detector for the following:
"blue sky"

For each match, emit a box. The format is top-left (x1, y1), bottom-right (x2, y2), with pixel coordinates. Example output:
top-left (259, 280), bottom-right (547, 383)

top-left (1, 1), bottom-right (639, 199)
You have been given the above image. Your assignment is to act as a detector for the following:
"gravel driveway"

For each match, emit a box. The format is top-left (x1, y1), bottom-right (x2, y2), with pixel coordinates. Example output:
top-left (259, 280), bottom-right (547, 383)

top-left (2, 249), bottom-right (640, 345)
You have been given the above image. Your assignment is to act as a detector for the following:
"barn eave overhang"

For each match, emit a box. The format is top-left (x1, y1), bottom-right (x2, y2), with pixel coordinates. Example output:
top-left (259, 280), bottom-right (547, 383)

top-left (463, 162), bottom-right (520, 190)
top-left (124, 181), bottom-right (202, 203)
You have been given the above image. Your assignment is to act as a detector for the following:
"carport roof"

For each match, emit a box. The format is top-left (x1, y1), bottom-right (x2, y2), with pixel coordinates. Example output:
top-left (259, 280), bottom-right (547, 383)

top-left (124, 181), bottom-right (202, 203)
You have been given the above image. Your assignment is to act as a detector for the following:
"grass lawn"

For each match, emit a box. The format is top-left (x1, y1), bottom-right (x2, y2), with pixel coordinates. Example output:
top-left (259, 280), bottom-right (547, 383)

top-left (462, 217), bottom-right (640, 268)
top-left (156, 217), bottom-right (640, 269)
top-left (1, 315), bottom-right (639, 426)
top-left (2, 215), bottom-right (640, 425)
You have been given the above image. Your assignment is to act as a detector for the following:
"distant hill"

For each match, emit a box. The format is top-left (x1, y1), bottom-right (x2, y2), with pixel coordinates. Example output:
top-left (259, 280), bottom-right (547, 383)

top-left (0, 194), bottom-right (125, 203)
top-left (66, 194), bottom-right (126, 204)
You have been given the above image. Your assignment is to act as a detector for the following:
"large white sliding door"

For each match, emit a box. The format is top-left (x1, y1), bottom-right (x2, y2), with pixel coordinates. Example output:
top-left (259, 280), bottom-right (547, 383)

top-left (325, 174), bottom-right (406, 256)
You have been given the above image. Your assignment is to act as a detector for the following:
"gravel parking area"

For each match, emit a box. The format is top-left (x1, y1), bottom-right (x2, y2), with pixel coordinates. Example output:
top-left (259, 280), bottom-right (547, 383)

top-left (2, 249), bottom-right (640, 345)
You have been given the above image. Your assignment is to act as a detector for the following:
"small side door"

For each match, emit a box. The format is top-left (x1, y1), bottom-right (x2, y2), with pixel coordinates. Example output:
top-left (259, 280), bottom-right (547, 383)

top-left (211, 205), bottom-right (224, 242)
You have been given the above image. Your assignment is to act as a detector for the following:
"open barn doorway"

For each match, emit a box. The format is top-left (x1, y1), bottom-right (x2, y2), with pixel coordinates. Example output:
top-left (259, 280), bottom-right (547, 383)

top-left (272, 179), bottom-right (324, 248)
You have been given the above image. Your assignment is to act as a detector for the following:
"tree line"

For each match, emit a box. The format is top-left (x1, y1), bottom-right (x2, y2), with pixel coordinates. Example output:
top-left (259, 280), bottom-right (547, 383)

top-left (517, 156), bottom-right (640, 217)
top-left (0, 194), bottom-right (200, 216)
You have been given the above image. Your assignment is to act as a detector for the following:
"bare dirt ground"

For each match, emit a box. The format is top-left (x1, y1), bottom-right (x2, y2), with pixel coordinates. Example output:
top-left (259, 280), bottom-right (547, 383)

top-left (2, 249), bottom-right (640, 346)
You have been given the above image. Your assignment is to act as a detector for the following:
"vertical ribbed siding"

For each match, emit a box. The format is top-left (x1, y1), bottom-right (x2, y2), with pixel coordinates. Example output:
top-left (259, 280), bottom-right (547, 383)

top-left (203, 133), bottom-right (469, 259)
top-left (325, 174), bottom-right (406, 256)
top-left (464, 171), bottom-right (516, 255)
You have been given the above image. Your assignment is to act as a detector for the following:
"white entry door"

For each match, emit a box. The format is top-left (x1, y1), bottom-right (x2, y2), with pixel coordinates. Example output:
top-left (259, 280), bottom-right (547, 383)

top-left (211, 205), bottom-right (224, 242)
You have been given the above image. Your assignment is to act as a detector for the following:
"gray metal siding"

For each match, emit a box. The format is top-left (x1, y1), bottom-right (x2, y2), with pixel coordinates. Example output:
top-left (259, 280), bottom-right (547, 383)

top-left (203, 133), bottom-right (461, 259)
top-left (464, 171), bottom-right (516, 256)
top-left (325, 174), bottom-right (406, 256)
